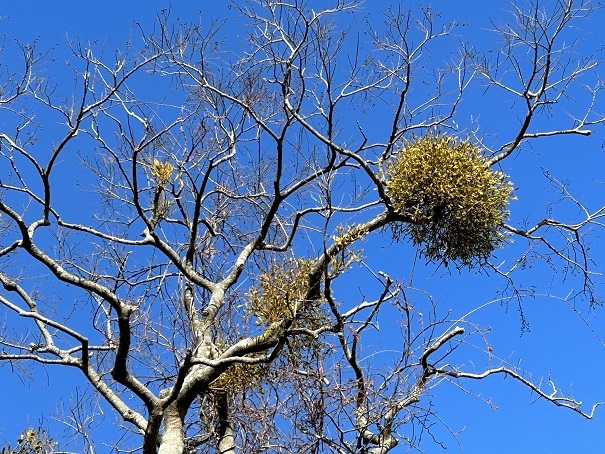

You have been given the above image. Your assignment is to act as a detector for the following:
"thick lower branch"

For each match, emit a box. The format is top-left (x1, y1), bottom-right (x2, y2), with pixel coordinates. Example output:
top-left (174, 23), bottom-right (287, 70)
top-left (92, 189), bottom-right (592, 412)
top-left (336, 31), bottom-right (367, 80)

top-left (84, 365), bottom-right (148, 432)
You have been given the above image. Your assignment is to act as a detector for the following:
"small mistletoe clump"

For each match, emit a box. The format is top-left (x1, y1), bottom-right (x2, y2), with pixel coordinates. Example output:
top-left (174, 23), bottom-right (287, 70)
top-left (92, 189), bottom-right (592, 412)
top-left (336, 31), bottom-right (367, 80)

top-left (151, 158), bottom-right (173, 188)
top-left (2, 428), bottom-right (56, 454)
top-left (209, 344), bottom-right (266, 393)
top-left (148, 158), bottom-right (174, 225)
top-left (386, 135), bottom-right (513, 266)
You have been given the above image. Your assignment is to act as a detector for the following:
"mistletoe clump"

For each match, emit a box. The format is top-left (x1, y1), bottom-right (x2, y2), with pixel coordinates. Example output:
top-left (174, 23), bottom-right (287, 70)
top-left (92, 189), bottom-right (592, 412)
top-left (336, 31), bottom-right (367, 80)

top-left (386, 135), bottom-right (513, 266)
top-left (247, 259), bottom-right (328, 366)
top-left (209, 346), bottom-right (266, 393)
top-left (150, 158), bottom-right (173, 188)
top-left (248, 259), bottom-right (325, 324)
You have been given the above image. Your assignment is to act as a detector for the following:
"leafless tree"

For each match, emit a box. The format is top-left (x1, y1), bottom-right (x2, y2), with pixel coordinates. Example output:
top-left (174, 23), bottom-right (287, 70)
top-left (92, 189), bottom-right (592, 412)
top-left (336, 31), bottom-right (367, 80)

top-left (1, 1), bottom-right (604, 453)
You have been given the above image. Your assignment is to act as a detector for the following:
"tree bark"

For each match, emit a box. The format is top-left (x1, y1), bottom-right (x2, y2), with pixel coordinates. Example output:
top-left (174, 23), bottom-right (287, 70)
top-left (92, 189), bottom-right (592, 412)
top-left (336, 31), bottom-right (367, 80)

top-left (216, 392), bottom-right (236, 454)
top-left (158, 403), bottom-right (185, 454)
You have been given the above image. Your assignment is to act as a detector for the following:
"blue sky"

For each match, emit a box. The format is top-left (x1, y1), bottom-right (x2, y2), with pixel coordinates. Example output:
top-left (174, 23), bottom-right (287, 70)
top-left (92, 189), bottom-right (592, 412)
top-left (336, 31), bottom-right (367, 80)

top-left (1, 1), bottom-right (605, 453)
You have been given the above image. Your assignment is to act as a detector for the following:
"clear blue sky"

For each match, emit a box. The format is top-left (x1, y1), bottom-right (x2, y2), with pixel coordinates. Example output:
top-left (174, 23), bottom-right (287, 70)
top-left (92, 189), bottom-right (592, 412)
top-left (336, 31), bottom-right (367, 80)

top-left (1, 1), bottom-right (604, 453)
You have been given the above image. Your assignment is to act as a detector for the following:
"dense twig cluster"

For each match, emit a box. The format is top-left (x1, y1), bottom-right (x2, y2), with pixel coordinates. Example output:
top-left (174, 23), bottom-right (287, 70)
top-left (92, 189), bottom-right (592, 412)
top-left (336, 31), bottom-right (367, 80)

top-left (0, 0), bottom-right (603, 453)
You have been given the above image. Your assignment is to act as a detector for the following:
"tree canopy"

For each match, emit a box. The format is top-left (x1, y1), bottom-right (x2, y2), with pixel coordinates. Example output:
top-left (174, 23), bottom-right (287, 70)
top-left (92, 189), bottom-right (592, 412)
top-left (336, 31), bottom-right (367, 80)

top-left (1, 1), bottom-right (604, 453)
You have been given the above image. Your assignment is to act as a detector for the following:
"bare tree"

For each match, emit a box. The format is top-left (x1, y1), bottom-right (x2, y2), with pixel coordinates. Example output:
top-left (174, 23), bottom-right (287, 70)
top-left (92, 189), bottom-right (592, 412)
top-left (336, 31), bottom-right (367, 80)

top-left (1, 1), bottom-right (604, 453)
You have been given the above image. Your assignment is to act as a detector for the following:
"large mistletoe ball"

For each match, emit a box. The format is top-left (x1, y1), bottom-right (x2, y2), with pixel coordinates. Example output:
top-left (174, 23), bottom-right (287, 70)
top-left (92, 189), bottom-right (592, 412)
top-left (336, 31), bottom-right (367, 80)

top-left (387, 135), bottom-right (514, 267)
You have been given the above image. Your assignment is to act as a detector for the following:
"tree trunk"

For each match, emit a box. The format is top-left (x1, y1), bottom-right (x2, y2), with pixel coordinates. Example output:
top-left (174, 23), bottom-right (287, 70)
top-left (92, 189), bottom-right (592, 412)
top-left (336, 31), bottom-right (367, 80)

top-left (216, 392), bottom-right (236, 454)
top-left (158, 403), bottom-right (185, 454)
